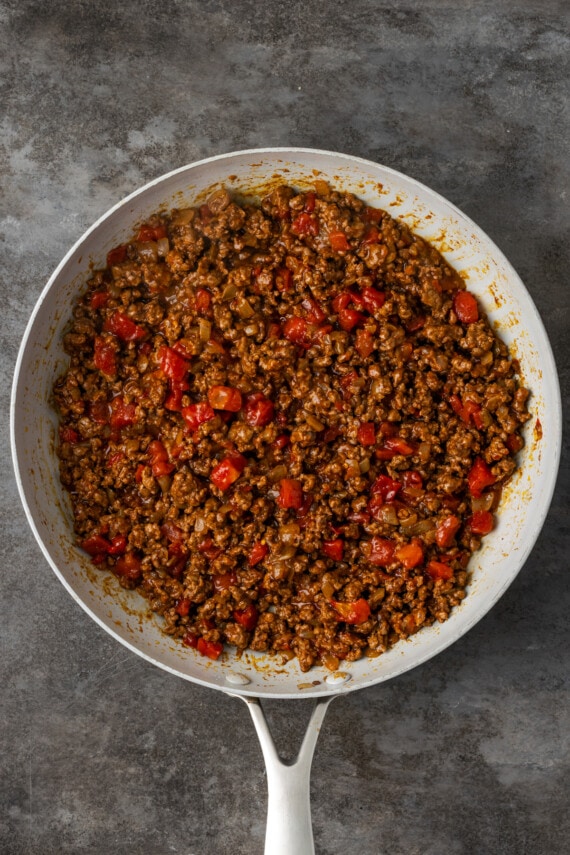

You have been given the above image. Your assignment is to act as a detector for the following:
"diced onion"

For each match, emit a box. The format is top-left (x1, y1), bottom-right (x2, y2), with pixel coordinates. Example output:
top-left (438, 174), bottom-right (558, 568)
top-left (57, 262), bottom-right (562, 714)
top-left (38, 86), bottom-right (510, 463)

top-left (198, 318), bottom-right (212, 342)
top-left (221, 283), bottom-right (237, 301)
top-left (157, 237), bottom-right (170, 257)
top-left (305, 413), bottom-right (325, 431)
top-left (471, 492), bottom-right (494, 512)
top-left (136, 241), bottom-right (158, 262)
top-left (376, 505), bottom-right (399, 526)
top-left (270, 464), bottom-right (288, 482)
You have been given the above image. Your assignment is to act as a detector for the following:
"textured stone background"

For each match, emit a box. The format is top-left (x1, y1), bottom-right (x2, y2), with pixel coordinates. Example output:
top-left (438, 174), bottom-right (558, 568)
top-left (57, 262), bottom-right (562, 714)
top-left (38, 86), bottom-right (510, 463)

top-left (1, 1), bottom-right (569, 853)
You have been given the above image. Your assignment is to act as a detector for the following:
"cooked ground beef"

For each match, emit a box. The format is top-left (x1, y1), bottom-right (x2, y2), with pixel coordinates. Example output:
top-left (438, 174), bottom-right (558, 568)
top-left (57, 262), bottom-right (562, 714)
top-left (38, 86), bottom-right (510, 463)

top-left (53, 182), bottom-right (530, 672)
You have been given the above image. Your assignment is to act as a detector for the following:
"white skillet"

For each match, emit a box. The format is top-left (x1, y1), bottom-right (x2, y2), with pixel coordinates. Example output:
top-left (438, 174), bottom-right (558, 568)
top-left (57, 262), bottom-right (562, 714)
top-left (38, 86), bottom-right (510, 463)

top-left (11, 148), bottom-right (562, 854)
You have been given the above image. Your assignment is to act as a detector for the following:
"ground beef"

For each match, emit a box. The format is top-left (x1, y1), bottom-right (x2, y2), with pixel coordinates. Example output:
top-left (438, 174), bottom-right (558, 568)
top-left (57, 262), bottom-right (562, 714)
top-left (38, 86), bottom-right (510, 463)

top-left (53, 182), bottom-right (530, 672)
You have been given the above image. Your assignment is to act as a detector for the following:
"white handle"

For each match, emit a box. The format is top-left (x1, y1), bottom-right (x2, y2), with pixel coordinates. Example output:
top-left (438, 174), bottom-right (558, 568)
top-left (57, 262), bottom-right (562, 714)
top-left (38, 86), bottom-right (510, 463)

top-left (237, 695), bottom-right (332, 855)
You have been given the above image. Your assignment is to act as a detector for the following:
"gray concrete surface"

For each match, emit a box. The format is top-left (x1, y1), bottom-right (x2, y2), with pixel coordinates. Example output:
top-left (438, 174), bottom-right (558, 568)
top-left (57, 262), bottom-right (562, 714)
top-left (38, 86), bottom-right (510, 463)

top-left (1, 1), bottom-right (569, 853)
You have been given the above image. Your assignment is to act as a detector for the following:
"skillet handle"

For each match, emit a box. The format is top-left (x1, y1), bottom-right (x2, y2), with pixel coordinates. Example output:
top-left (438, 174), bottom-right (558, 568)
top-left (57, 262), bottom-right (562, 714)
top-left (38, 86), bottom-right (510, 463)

top-left (238, 695), bottom-right (332, 855)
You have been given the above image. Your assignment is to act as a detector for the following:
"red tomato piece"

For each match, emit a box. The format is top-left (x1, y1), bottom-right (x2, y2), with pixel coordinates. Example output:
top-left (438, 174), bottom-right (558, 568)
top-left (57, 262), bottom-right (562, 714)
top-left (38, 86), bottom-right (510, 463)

top-left (507, 433), bottom-right (524, 453)
top-left (106, 244), bottom-right (127, 267)
top-left (90, 290), bottom-right (109, 310)
top-left (371, 474), bottom-right (401, 502)
top-left (329, 231), bottom-right (350, 251)
top-left (197, 638), bottom-right (223, 660)
top-left (332, 292), bottom-right (352, 313)
top-left (115, 552), bottom-right (142, 580)
top-left (93, 336), bottom-right (117, 376)
top-left (109, 397), bottom-right (137, 430)
top-left (210, 454), bottom-right (247, 491)
top-left (361, 286), bottom-right (386, 313)
top-left (402, 470), bottom-right (423, 489)
top-left (395, 541), bottom-right (424, 569)
top-left (248, 541), bottom-right (269, 567)
top-left (213, 572), bottom-right (238, 592)
top-left (468, 510), bottom-right (495, 535)
top-left (181, 402), bottom-right (216, 432)
top-left (357, 422), bottom-right (376, 446)
top-left (175, 597), bottom-right (191, 617)
top-left (368, 537), bottom-right (396, 567)
top-left (136, 223), bottom-right (167, 242)
top-left (197, 537), bottom-right (222, 560)
top-left (362, 226), bottom-right (380, 244)
top-left (301, 297), bottom-right (327, 325)
top-left (453, 290), bottom-right (479, 324)
top-left (467, 457), bottom-right (496, 498)
top-left (355, 328), bottom-right (374, 358)
top-left (364, 206), bottom-right (383, 223)
top-left (164, 382), bottom-right (186, 412)
top-left (330, 598), bottom-right (371, 625)
top-left (275, 267), bottom-right (293, 292)
top-left (244, 392), bottom-right (275, 427)
top-left (338, 307), bottom-right (366, 331)
top-left (107, 535), bottom-right (127, 555)
top-left (322, 539), bottom-right (344, 561)
top-left (148, 440), bottom-right (174, 478)
top-left (81, 534), bottom-right (111, 556)
top-left (59, 425), bottom-right (80, 444)
top-left (283, 316), bottom-right (313, 348)
top-left (291, 212), bottom-right (319, 236)
top-left (158, 345), bottom-right (190, 383)
top-left (104, 311), bottom-right (147, 342)
top-left (195, 288), bottom-right (212, 314)
top-left (208, 385), bottom-right (242, 412)
top-left (90, 400), bottom-right (110, 424)
top-left (384, 437), bottom-right (415, 456)
top-left (182, 632), bottom-right (199, 648)
top-left (435, 515), bottom-right (461, 548)
top-left (304, 191), bottom-right (316, 212)
top-left (234, 604), bottom-right (259, 631)
top-left (426, 560), bottom-right (454, 581)
top-left (272, 434), bottom-right (290, 452)
top-left (277, 478), bottom-right (304, 510)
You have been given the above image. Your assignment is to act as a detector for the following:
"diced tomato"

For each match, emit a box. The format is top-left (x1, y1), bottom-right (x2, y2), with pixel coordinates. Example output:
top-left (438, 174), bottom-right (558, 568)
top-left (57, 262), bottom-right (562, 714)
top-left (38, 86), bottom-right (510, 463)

top-left (407, 315), bottom-right (426, 332)
top-left (275, 267), bottom-right (293, 292)
top-left (426, 560), bottom-right (454, 581)
top-left (301, 297), bottom-right (327, 325)
top-left (148, 440), bottom-right (174, 478)
top-left (164, 382), bottom-right (186, 412)
top-left (89, 400), bottom-right (110, 424)
top-left (283, 316), bottom-right (313, 348)
top-left (213, 572), bottom-right (238, 592)
top-left (158, 345), bottom-right (190, 383)
top-left (332, 292), bottom-right (352, 313)
top-left (364, 206), bottom-right (383, 223)
top-left (248, 541), bottom-right (269, 567)
top-left (244, 392), bottom-right (274, 427)
top-left (175, 597), bottom-right (191, 617)
top-left (197, 638), bottom-right (223, 660)
top-left (291, 212), bottom-right (319, 236)
top-left (330, 598), bottom-right (371, 625)
top-left (355, 328), bottom-right (374, 358)
top-left (467, 457), bottom-right (496, 498)
top-left (135, 463), bottom-right (146, 483)
top-left (361, 286), bottom-right (386, 313)
top-left (106, 244), bottom-right (127, 267)
top-left (402, 470), bottom-right (423, 489)
top-left (93, 335), bottom-right (117, 376)
top-left (453, 290), bottom-right (479, 324)
top-left (59, 425), bottom-right (80, 444)
top-left (195, 288), bottom-right (212, 314)
top-left (371, 474), bottom-right (401, 502)
top-left (435, 515), bottom-right (461, 548)
top-left (395, 541), bottom-right (424, 569)
top-left (296, 492), bottom-right (313, 519)
top-left (462, 400), bottom-right (484, 430)
top-left (136, 223), bottom-right (167, 242)
top-left (81, 534), bottom-right (111, 556)
top-left (161, 521), bottom-right (184, 544)
top-left (182, 632), bottom-right (199, 648)
top-left (115, 552), bottom-right (142, 580)
top-left (272, 434), bottom-right (290, 452)
top-left (323, 539), bottom-right (344, 561)
top-left (507, 433), bottom-right (524, 453)
top-left (197, 537), bottom-right (222, 560)
top-left (277, 478), bottom-right (304, 510)
top-left (357, 422), bottom-right (376, 446)
top-left (210, 454), bottom-right (247, 491)
top-left (182, 402), bottom-right (216, 432)
top-left (338, 307), bottom-right (366, 331)
top-left (234, 604), bottom-right (259, 631)
top-left (329, 230), bottom-right (350, 252)
top-left (304, 191), bottom-right (316, 213)
top-left (384, 437), bottom-right (415, 456)
top-left (368, 537), bottom-right (395, 567)
top-left (107, 535), bottom-right (127, 555)
top-left (109, 397), bottom-right (137, 430)
top-left (362, 226), bottom-right (380, 244)
top-left (468, 510), bottom-right (495, 535)
top-left (90, 290), bottom-right (109, 310)
top-left (208, 385), bottom-right (242, 412)
top-left (348, 510), bottom-right (371, 525)
top-left (104, 311), bottom-right (147, 342)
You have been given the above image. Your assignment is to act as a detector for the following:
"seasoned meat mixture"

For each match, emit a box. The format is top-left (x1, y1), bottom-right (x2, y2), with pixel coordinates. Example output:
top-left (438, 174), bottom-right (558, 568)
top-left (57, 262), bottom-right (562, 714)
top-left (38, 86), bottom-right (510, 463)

top-left (54, 182), bottom-right (530, 672)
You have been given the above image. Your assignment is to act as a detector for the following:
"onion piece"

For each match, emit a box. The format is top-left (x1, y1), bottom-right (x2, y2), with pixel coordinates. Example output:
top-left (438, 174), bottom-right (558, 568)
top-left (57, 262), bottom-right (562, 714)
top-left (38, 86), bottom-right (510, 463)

top-left (157, 237), bottom-right (170, 257)
top-left (198, 318), bottom-right (212, 342)
top-left (471, 492), bottom-right (494, 512)
top-left (136, 241), bottom-right (158, 262)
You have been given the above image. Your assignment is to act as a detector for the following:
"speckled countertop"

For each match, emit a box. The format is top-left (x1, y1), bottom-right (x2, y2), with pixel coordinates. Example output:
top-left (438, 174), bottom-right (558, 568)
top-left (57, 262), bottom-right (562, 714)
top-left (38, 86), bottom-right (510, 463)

top-left (2, 2), bottom-right (569, 853)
